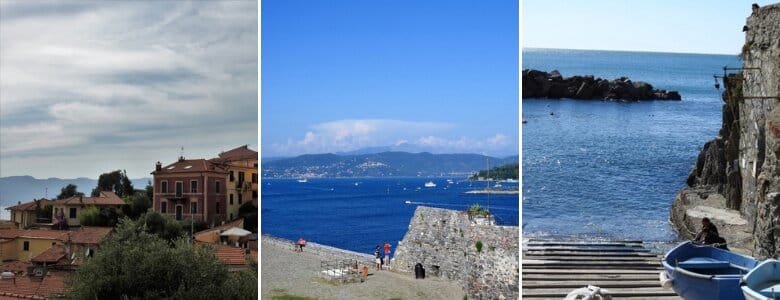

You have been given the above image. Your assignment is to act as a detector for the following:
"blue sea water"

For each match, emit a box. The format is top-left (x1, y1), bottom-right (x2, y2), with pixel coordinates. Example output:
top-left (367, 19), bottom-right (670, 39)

top-left (261, 178), bottom-right (518, 255)
top-left (522, 48), bottom-right (741, 243)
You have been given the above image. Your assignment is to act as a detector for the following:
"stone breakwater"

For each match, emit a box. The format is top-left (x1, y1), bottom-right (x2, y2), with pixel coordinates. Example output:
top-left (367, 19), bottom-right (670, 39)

top-left (392, 206), bottom-right (519, 300)
top-left (522, 69), bottom-right (681, 101)
top-left (262, 234), bottom-right (374, 265)
top-left (672, 3), bottom-right (780, 259)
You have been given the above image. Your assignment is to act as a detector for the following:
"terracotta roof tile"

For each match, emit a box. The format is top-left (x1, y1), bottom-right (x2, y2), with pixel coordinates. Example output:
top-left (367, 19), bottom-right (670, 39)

top-left (152, 159), bottom-right (228, 175)
top-left (69, 227), bottom-right (112, 245)
top-left (6, 200), bottom-right (53, 212)
top-left (31, 246), bottom-right (65, 264)
top-left (0, 262), bottom-right (31, 275)
top-left (52, 192), bottom-right (125, 206)
top-left (213, 245), bottom-right (247, 266)
top-left (216, 145), bottom-right (257, 162)
top-left (0, 270), bottom-right (69, 299)
top-left (0, 230), bottom-right (67, 241)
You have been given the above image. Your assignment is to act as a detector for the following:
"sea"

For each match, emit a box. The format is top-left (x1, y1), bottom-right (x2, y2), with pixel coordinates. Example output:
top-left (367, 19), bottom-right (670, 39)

top-left (522, 48), bottom-right (742, 246)
top-left (261, 178), bottom-right (518, 255)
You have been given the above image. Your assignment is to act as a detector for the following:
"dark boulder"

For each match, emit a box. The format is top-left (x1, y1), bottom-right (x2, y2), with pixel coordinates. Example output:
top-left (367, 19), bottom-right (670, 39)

top-left (522, 69), bottom-right (682, 101)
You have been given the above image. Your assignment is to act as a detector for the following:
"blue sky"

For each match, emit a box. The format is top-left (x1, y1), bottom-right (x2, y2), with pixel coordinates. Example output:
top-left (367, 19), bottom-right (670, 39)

top-left (262, 0), bottom-right (519, 157)
top-left (0, 1), bottom-right (257, 178)
top-left (523, 0), bottom-right (776, 55)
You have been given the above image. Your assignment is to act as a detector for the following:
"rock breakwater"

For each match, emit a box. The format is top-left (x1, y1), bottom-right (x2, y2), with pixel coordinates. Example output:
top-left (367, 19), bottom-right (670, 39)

top-left (522, 69), bottom-right (681, 101)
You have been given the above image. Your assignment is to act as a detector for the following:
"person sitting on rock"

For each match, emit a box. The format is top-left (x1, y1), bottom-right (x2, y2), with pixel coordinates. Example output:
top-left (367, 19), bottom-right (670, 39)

top-left (694, 218), bottom-right (728, 249)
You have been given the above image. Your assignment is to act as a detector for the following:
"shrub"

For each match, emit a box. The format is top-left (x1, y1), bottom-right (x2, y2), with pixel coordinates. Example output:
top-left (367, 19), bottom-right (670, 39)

top-left (475, 240), bottom-right (483, 253)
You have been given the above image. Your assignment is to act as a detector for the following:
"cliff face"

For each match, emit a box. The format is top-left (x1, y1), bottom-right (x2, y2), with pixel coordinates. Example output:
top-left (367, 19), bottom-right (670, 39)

top-left (675, 4), bottom-right (780, 259)
top-left (392, 206), bottom-right (519, 300)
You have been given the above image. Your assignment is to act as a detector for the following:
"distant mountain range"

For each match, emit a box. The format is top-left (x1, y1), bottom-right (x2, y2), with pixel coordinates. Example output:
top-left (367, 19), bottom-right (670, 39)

top-left (0, 176), bottom-right (151, 206)
top-left (262, 151), bottom-right (518, 178)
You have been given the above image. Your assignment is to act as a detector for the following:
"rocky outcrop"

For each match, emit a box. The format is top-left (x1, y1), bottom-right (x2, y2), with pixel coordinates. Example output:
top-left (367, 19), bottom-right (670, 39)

top-left (672, 3), bottom-right (780, 259)
top-left (522, 69), bottom-right (681, 101)
top-left (392, 206), bottom-right (518, 300)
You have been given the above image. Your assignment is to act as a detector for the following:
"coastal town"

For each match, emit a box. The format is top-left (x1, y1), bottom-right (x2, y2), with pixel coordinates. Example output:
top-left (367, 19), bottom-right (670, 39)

top-left (0, 146), bottom-right (258, 299)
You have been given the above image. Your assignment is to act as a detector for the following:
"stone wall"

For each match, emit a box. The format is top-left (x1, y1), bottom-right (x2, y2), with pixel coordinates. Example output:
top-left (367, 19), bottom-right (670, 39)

top-left (673, 3), bottom-right (780, 259)
top-left (392, 206), bottom-right (519, 300)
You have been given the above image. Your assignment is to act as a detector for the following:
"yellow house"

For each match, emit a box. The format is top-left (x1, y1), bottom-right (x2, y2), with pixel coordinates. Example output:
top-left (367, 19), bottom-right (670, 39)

top-left (0, 227), bottom-right (113, 263)
top-left (0, 229), bottom-right (66, 262)
top-left (51, 192), bottom-right (126, 226)
top-left (210, 145), bottom-right (257, 221)
top-left (6, 199), bottom-right (53, 229)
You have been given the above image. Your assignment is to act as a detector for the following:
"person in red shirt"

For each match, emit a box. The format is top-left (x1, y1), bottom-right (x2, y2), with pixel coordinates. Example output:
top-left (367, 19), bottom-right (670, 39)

top-left (383, 241), bottom-right (391, 268)
top-left (297, 237), bottom-right (307, 252)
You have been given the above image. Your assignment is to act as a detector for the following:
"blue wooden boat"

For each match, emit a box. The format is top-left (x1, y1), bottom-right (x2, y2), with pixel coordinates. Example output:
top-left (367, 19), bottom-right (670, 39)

top-left (661, 241), bottom-right (759, 300)
top-left (742, 259), bottom-right (780, 300)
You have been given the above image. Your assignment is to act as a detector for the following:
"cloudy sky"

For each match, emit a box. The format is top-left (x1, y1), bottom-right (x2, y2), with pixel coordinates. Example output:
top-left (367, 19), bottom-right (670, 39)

top-left (262, 1), bottom-right (519, 158)
top-left (0, 1), bottom-right (258, 179)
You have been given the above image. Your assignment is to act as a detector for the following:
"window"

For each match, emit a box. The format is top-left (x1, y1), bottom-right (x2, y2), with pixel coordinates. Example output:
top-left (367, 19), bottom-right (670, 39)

top-left (216, 181), bottom-right (221, 193)
top-left (230, 194), bottom-right (234, 205)
top-left (230, 171), bottom-right (234, 182)
top-left (238, 194), bottom-right (243, 205)
top-left (190, 180), bottom-right (198, 193)
top-left (230, 213), bottom-right (233, 220)
top-left (252, 191), bottom-right (258, 199)
top-left (252, 173), bottom-right (258, 183)
top-left (69, 207), bottom-right (77, 218)
top-left (23, 241), bottom-right (29, 251)
top-left (161, 181), bottom-right (168, 193)
top-left (191, 202), bottom-right (197, 214)
top-left (175, 181), bottom-right (183, 197)
top-left (238, 172), bottom-right (245, 183)
top-left (161, 201), bottom-right (167, 213)
top-left (216, 202), bottom-right (220, 213)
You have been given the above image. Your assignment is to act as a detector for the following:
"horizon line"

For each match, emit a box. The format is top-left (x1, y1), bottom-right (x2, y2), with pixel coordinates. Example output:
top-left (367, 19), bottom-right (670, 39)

top-left (522, 46), bottom-right (740, 57)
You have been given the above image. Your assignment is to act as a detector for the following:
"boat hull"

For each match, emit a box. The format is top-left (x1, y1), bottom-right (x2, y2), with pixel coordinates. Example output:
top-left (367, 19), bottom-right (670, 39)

top-left (662, 241), bottom-right (758, 300)
top-left (741, 259), bottom-right (780, 300)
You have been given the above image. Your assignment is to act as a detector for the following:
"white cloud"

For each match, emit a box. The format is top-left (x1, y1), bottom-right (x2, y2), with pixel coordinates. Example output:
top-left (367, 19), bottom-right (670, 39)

top-left (266, 119), bottom-right (514, 156)
top-left (0, 1), bottom-right (257, 178)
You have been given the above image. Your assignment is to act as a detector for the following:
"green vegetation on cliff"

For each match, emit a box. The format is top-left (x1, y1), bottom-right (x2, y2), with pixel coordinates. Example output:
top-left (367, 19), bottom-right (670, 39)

top-left (469, 163), bottom-right (518, 180)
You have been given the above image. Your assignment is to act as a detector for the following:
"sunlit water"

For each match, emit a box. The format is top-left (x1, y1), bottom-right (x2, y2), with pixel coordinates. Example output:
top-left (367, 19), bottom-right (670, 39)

top-left (522, 48), bottom-right (741, 248)
top-left (261, 178), bottom-right (518, 255)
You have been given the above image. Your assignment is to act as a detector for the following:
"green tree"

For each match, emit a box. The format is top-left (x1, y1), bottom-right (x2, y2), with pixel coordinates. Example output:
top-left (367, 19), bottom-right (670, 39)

top-left (123, 193), bottom-right (152, 219)
top-left (57, 184), bottom-right (84, 199)
top-left (77, 206), bottom-right (124, 227)
top-left (136, 212), bottom-right (184, 243)
top-left (238, 201), bottom-right (258, 232)
top-left (92, 170), bottom-right (134, 197)
top-left (67, 218), bottom-right (256, 299)
top-left (77, 206), bottom-right (101, 226)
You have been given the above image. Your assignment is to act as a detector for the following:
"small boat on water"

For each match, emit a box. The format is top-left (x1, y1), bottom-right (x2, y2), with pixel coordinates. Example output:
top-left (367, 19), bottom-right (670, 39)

top-left (494, 183), bottom-right (503, 188)
top-left (661, 241), bottom-right (759, 300)
top-left (446, 179), bottom-right (454, 184)
top-left (404, 200), bottom-right (411, 204)
top-left (424, 181), bottom-right (436, 188)
top-left (354, 182), bottom-right (360, 186)
top-left (297, 178), bottom-right (308, 183)
top-left (504, 178), bottom-right (519, 183)
top-left (742, 259), bottom-right (780, 300)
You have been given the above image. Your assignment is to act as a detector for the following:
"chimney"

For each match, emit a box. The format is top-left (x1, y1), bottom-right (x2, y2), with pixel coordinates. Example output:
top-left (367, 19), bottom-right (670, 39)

top-left (65, 233), bottom-right (72, 258)
top-left (156, 161), bottom-right (162, 171)
top-left (79, 196), bottom-right (83, 203)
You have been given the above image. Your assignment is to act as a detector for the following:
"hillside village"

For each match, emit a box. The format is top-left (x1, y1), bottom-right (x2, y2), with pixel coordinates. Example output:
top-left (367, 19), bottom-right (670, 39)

top-left (0, 146), bottom-right (258, 299)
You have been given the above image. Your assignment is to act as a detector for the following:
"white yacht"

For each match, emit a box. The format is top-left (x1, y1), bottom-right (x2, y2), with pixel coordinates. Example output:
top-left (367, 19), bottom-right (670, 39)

top-left (424, 181), bottom-right (436, 188)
